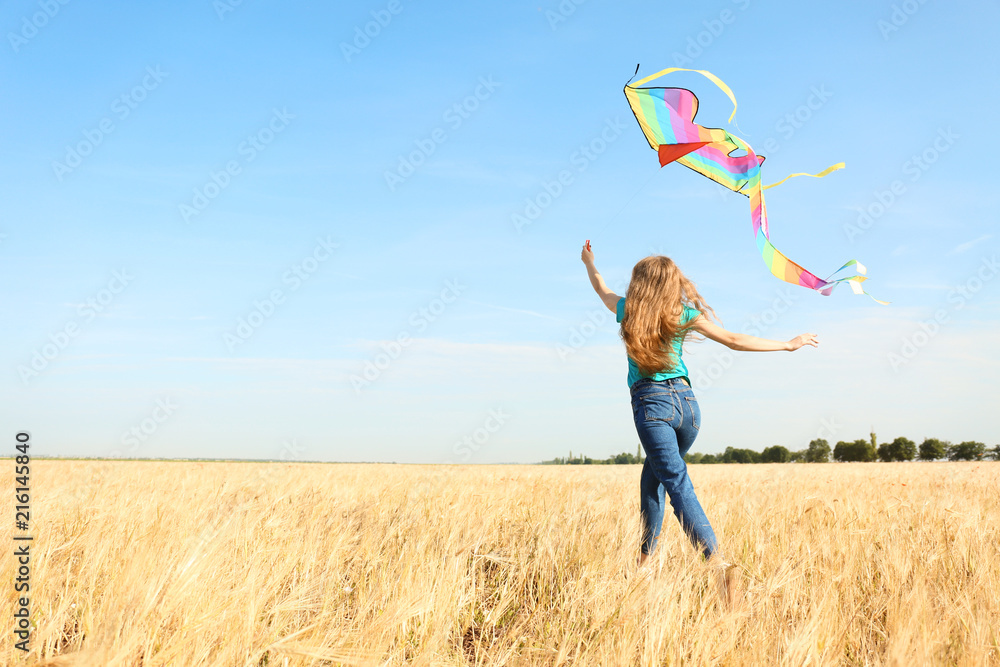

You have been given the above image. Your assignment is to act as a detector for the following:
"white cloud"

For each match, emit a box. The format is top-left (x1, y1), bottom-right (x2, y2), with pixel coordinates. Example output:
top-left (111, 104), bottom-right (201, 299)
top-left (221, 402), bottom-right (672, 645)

top-left (947, 234), bottom-right (993, 255)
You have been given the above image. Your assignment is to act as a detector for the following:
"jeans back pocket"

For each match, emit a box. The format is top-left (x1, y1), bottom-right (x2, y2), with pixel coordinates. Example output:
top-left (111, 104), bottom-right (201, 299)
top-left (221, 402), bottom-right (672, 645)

top-left (638, 391), bottom-right (675, 423)
top-left (683, 395), bottom-right (700, 430)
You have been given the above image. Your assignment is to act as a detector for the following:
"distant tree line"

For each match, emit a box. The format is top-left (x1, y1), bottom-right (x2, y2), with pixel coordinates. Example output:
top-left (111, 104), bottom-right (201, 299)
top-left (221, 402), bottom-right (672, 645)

top-left (541, 446), bottom-right (646, 465)
top-left (684, 436), bottom-right (997, 464)
top-left (540, 436), bottom-right (998, 465)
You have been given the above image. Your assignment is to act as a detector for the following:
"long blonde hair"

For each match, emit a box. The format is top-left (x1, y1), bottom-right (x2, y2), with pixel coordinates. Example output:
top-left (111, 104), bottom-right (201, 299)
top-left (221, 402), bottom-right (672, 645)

top-left (620, 256), bottom-right (716, 376)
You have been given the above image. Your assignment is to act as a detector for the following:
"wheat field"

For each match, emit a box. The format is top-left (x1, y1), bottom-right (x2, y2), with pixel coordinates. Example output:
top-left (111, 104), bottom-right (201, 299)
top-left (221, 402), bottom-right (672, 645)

top-left (3, 460), bottom-right (998, 666)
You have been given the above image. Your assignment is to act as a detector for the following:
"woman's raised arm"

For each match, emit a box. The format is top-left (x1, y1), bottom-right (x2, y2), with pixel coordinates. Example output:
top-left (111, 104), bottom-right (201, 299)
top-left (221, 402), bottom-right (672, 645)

top-left (689, 314), bottom-right (818, 352)
top-left (581, 241), bottom-right (620, 313)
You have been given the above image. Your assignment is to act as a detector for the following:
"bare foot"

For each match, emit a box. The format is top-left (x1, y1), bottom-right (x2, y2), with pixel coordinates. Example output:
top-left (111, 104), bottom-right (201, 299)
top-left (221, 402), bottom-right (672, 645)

top-left (627, 551), bottom-right (654, 580)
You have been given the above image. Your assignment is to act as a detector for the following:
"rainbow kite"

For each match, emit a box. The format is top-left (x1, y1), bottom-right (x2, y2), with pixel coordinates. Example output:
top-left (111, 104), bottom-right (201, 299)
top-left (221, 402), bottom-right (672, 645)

top-left (624, 66), bottom-right (886, 303)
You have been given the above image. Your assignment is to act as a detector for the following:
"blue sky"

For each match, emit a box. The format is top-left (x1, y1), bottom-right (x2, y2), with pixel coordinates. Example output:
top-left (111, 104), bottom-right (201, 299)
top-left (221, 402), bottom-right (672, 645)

top-left (2, 0), bottom-right (997, 463)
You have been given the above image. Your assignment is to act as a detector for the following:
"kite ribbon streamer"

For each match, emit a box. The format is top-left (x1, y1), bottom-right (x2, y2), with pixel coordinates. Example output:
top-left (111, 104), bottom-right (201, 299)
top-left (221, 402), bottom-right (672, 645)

top-left (624, 67), bottom-right (887, 304)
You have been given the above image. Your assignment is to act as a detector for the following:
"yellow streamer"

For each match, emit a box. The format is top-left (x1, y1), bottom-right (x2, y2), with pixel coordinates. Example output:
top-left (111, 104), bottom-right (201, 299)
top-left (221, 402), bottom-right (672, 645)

top-left (626, 67), bottom-right (885, 304)
top-left (631, 67), bottom-right (739, 123)
top-left (763, 162), bottom-right (846, 190)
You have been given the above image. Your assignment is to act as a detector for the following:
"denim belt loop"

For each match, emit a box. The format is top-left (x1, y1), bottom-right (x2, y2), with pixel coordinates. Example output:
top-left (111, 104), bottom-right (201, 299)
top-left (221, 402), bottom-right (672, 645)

top-left (632, 375), bottom-right (691, 397)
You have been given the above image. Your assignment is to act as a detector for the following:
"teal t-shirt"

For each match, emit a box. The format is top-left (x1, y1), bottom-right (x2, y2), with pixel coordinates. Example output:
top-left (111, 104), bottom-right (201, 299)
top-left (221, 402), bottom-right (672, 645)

top-left (616, 297), bottom-right (701, 388)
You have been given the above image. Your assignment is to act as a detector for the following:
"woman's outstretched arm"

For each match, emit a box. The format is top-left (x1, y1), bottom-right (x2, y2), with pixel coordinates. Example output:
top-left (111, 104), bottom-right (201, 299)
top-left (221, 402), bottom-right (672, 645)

top-left (690, 314), bottom-right (818, 351)
top-left (581, 241), bottom-right (620, 313)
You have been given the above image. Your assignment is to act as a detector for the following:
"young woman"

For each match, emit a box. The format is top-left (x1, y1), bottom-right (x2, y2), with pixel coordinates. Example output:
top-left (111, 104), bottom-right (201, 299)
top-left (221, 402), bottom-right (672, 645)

top-left (581, 243), bottom-right (818, 583)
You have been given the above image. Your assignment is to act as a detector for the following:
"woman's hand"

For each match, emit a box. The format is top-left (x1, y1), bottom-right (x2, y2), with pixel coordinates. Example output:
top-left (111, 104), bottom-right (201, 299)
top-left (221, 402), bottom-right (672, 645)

top-left (786, 333), bottom-right (819, 351)
top-left (692, 317), bottom-right (819, 352)
top-left (581, 240), bottom-right (594, 266)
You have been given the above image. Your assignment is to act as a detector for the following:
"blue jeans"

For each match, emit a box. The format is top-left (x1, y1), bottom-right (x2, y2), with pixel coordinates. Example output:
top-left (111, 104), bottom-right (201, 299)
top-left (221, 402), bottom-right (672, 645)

top-left (630, 377), bottom-right (719, 558)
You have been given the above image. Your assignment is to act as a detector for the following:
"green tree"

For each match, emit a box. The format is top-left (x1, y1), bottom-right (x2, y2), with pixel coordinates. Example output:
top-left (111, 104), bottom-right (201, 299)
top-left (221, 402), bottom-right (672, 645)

top-left (761, 445), bottom-right (791, 463)
top-left (877, 437), bottom-right (916, 462)
top-left (889, 437), bottom-right (916, 461)
top-left (805, 439), bottom-right (831, 463)
top-left (789, 449), bottom-right (806, 462)
top-left (947, 441), bottom-right (985, 461)
top-left (684, 452), bottom-right (703, 464)
top-left (700, 454), bottom-right (718, 464)
top-left (987, 445), bottom-right (1000, 461)
top-left (721, 446), bottom-right (761, 464)
top-left (860, 439), bottom-right (878, 461)
top-left (833, 439), bottom-right (877, 462)
top-left (918, 438), bottom-right (948, 461)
